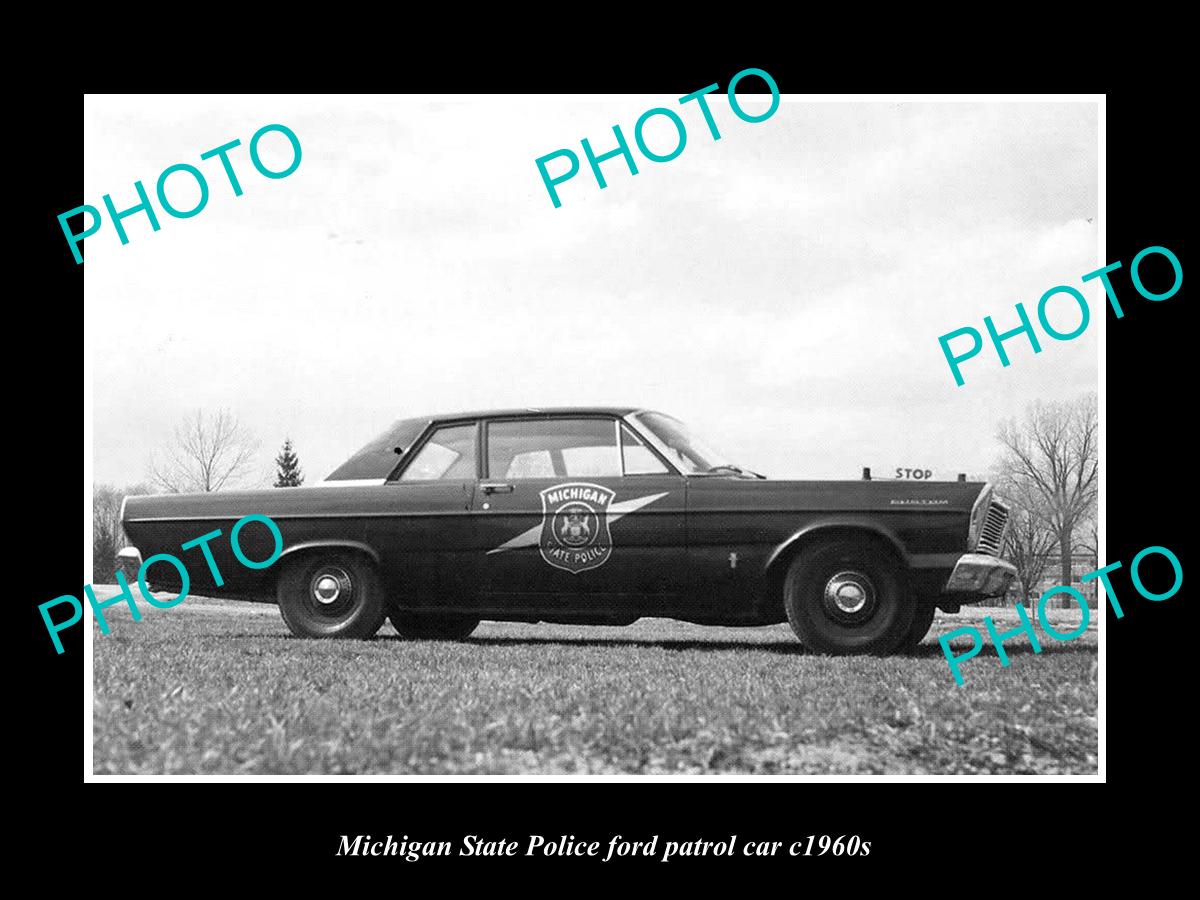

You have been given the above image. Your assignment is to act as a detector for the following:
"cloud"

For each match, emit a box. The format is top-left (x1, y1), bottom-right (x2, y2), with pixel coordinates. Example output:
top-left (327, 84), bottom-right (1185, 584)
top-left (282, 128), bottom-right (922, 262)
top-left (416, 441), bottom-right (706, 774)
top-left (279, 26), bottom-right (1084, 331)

top-left (86, 96), bottom-right (1098, 485)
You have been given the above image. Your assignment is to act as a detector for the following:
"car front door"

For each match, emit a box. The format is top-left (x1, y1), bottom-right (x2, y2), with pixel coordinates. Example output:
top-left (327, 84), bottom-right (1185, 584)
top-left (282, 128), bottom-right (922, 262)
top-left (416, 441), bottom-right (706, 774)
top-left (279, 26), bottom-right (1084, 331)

top-left (364, 420), bottom-right (481, 608)
top-left (472, 416), bottom-right (686, 613)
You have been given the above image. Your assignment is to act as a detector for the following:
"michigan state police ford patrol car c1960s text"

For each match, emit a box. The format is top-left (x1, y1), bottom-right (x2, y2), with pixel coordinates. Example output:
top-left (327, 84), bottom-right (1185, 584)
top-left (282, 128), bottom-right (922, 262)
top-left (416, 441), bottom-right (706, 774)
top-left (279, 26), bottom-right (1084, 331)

top-left (120, 408), bottom-right (1016, 654)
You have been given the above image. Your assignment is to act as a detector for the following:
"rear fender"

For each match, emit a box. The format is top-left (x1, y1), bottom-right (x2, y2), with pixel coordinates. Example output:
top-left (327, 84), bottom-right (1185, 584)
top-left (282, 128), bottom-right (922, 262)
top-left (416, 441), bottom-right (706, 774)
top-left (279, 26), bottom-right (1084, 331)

top-left (277, 540), bottom-right (381, 566)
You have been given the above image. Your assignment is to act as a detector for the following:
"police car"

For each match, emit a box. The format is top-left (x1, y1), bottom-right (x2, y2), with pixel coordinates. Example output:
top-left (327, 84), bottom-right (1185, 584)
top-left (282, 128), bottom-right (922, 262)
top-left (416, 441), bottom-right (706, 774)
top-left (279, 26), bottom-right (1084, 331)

top-left (122, 407), bottom-right (1015, 654)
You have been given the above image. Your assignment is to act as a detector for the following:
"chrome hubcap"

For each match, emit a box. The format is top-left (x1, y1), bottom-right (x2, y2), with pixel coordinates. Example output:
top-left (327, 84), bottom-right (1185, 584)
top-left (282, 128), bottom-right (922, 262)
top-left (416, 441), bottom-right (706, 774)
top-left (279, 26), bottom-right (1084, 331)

top-left (823, 571), bottom-right (875, 623)
top-left (831, 580), bottom-right (867, 613)
top-left (309, 566), bottom-right (352, 610)
top-left (314, 575), bottom-right (341, 604)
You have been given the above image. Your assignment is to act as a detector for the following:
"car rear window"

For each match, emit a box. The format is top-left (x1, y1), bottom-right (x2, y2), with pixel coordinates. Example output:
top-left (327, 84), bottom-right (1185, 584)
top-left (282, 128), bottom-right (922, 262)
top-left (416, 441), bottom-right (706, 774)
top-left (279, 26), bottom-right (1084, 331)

top-left (325, 417), bottom-right (430, 481)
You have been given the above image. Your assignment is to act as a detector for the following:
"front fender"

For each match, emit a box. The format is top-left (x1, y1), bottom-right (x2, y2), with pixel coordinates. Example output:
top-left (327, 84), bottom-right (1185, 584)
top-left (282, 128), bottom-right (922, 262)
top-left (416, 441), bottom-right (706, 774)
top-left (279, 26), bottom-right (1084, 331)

top-left (764, 518), bottom-right (909, 574)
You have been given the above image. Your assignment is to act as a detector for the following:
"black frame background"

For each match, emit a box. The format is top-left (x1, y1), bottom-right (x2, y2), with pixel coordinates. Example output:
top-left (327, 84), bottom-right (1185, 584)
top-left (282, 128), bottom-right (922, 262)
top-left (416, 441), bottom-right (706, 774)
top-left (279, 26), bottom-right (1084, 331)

top-left (19, 54), bottom-right (1189, 881)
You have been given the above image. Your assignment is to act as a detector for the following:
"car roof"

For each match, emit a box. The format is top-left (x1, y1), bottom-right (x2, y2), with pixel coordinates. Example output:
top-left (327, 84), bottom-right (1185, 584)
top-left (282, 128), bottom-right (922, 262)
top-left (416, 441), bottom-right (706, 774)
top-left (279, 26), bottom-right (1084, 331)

top-left (415, 406), bottom-right (642, 423)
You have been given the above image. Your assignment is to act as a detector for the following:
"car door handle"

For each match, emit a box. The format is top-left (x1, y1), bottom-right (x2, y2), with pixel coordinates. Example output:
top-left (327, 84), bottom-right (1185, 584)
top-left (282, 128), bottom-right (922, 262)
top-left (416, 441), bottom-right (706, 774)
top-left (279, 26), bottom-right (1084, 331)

top-left (481, 482), bottom-right (514, 495)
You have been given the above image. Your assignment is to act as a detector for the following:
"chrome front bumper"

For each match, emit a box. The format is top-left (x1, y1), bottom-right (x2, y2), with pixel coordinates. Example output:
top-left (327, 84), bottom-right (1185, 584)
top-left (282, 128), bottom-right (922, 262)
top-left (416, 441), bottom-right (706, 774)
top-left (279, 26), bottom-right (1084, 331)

top-left (943, 553), bottom-right (1017, 597)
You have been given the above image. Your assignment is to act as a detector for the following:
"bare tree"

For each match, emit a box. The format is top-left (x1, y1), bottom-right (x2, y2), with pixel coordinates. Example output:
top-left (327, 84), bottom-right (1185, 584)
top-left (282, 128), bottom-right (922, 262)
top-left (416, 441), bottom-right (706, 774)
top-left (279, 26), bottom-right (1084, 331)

top-left (149, 410), bottom-right (259, 493)
top-left (93, 483), bottom-right (149, 582)
top-left (996, 394), bottom-right (1098, 591)
top-left (1079, 515), bottom-right (1099, 571)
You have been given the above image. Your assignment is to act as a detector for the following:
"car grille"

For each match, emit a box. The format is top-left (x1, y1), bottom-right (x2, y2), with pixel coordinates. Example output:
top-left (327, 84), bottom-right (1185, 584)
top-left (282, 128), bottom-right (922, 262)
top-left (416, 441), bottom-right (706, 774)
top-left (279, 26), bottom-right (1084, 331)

top-left (975, 500), bottom-right (1010, 557)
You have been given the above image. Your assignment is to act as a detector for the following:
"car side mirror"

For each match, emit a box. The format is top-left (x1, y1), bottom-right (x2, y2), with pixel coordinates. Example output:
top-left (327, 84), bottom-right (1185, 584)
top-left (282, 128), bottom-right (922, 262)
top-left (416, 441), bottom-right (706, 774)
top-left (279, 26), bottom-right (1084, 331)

top-left (394, 446), bottom-right (406, 456)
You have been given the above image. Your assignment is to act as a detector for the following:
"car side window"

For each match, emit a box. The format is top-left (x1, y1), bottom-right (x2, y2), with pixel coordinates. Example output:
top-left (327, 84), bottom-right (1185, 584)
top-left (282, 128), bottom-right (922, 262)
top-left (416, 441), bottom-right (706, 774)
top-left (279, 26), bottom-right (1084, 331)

top-left (488, 418), bottom-right (621, 479)
top-left (506, 449), bottom-right (555, 478)
top-left (621, 424), bottom-right (669, 475)
top-left (398, 423), bottom-right (477, 481)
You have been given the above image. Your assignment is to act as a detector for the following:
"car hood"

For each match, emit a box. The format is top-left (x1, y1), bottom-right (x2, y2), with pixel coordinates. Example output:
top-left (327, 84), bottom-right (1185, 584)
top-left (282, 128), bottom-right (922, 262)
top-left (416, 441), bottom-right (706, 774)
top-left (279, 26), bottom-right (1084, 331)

top-left (686, 477), bottom-right (987, 513)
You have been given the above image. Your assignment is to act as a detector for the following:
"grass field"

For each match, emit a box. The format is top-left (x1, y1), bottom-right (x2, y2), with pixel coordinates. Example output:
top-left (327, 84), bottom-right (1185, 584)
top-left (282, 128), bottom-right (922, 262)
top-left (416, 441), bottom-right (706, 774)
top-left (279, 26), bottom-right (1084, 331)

top-left (91, 589), bottom-right (1098, 776)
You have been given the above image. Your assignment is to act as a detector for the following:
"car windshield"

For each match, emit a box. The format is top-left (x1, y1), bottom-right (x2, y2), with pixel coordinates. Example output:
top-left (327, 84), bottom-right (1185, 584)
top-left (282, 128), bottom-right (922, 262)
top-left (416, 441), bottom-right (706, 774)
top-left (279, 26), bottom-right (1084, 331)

top-left (633, 412), bottom-right (743, 475)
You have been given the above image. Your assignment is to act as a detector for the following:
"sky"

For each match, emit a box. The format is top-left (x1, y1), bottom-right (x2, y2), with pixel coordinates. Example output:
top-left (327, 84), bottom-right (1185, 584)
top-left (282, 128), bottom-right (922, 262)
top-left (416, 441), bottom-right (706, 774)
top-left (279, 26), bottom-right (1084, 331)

top-left (85, 94), bottom-right (1099, 487)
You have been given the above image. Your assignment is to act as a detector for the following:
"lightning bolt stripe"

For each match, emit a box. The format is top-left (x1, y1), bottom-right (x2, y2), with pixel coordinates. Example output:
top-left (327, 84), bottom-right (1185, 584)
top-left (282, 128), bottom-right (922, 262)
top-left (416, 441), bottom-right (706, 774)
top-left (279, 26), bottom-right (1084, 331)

top-left (486, 491), bottom-right (669, 555)
top-left (486, 523), bottom-right (541, 555)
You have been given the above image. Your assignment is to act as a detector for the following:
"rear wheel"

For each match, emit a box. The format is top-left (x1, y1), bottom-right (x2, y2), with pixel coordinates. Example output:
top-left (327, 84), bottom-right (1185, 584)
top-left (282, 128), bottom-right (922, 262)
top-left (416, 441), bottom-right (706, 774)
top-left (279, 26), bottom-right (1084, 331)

top-left (276, 552), bottom-right (387, 639)
top-left (390, 610), bottom-right (480, 641)
top-left (783, 538), bottom-right (915, 655)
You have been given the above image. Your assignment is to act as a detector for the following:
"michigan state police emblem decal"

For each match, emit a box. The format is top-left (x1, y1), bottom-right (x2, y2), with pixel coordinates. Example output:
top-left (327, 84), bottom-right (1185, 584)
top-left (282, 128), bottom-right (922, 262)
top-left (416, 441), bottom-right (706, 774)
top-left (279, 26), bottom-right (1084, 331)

top-left (539, 482), bottom-right (615, 573)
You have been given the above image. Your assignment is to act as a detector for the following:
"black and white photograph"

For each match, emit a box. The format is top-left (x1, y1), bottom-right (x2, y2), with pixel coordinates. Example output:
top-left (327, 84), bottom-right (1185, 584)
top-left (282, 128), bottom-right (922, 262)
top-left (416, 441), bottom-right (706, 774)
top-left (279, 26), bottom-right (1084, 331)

top-left (80, 91), bottom-right (1103, 778)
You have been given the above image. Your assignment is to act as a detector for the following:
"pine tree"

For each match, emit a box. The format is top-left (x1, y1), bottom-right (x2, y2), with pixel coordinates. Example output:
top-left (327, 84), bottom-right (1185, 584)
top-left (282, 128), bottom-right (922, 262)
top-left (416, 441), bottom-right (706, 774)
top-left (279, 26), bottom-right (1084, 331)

top-left (273, 437), bottom-right (304, 487)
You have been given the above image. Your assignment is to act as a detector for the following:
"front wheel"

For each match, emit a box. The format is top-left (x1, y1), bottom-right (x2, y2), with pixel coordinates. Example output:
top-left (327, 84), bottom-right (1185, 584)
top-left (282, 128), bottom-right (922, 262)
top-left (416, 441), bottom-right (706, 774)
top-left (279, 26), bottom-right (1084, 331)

top-left (389, 611), bottom-right (480, 641)
top-left (783, 538), bottom-right (916, 655)
top-left (276, 552), bottom-right (387, 639)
